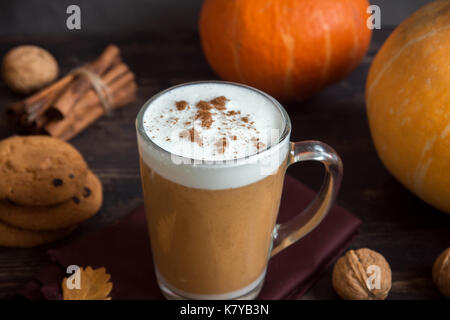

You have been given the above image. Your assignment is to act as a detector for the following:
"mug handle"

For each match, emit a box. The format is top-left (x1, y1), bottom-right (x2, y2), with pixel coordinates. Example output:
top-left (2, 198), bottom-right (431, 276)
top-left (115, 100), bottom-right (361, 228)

top-left (271, 141), bottom-right (343, 256)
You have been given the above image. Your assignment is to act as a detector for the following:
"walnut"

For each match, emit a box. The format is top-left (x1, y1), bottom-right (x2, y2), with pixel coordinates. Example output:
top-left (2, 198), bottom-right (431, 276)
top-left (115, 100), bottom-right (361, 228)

top-left (332, 248), bottom-right (392, 300)
top-left (432, 247), bottom-right (450, 299)
top-left (2, 45), bottom-right (58, 94)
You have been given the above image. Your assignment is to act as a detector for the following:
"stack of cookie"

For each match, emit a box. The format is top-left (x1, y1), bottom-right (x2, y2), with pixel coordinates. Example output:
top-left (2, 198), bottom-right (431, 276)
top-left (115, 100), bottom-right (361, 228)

top-left (0, 136), bottom-right (103, 248)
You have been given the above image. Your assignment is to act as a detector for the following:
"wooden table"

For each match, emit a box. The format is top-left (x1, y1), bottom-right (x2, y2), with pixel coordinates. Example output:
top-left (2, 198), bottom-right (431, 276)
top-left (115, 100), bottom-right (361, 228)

top-left (0, 29), bottom-right (448, 300)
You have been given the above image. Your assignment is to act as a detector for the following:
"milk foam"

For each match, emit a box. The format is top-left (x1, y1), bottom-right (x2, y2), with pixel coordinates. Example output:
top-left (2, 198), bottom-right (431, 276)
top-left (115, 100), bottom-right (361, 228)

top-left (138, 82), bottom-right (290, 190)
top-left (142, 83), bottom-right (283, 161)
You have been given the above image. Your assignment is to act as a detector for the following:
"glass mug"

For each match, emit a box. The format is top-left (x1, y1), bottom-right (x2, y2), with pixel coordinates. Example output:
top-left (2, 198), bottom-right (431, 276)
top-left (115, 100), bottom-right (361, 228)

top-left (136, 81), bottom-right (343, 300)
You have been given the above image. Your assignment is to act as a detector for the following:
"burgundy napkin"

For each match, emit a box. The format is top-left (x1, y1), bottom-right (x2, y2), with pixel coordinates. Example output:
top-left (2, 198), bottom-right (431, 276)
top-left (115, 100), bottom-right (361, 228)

top-left (16, 175), bottom-right (360, 300)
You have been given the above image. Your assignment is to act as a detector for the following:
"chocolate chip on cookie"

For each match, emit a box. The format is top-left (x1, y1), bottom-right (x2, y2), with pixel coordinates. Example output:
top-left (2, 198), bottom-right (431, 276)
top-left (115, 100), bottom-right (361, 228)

top-left (82, 187), bottom-right (91, 198)
top-left (0, 136), bottom-right (88, 206)
top-left (53, 178), bottom-right (64, 186)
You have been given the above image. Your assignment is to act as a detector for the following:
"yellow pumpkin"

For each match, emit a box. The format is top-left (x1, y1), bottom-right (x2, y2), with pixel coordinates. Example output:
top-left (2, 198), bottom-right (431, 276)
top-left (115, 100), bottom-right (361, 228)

top-left (366, 0), bottom-right (450, 213)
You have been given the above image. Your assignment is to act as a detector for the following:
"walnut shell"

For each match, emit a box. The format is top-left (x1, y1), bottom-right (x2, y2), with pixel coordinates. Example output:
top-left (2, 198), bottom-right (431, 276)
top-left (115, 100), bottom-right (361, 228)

top-left (432, 247), bottom-right (450, 299)
top-left (332, 248), bottom-right (392, 300)
top-left (2, 45), bottom-right (58, 94)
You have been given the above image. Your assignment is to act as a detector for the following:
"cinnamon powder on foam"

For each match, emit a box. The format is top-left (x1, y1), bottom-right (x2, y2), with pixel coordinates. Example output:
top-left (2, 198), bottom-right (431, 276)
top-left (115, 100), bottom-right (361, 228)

top-left (176, 96), bottom-right (260, 155)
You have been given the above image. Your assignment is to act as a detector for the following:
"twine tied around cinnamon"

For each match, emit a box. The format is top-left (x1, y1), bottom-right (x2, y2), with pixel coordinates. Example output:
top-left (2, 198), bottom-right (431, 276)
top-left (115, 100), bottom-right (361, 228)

top-left (71, 66), bottom-right (113, 115)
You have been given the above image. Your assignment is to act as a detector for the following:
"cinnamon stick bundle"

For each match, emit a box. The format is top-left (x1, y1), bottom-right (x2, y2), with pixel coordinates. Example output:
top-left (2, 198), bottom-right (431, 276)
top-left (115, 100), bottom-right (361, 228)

top-left (52, 45), bottom-right (120, 118)
top-left (6, 44), bottom-right (137, 140)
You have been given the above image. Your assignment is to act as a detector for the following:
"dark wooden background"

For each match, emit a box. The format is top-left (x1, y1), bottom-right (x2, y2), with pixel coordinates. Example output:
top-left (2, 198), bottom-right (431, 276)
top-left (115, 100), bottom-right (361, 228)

top-left (0, 28), bottom-right (449, 300)
top-left (0, 0), bottom-right (433, 36)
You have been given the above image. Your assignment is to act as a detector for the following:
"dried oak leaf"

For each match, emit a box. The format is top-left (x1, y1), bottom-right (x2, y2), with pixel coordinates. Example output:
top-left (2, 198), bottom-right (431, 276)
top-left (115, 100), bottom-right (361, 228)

top-left (62, 266), bottom-right (113, 300)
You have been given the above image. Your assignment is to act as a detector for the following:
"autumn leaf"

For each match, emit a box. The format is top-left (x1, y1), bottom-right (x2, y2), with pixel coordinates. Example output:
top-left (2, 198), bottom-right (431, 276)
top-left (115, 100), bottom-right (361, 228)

top-left (62, 266), bottom-right (113, 300)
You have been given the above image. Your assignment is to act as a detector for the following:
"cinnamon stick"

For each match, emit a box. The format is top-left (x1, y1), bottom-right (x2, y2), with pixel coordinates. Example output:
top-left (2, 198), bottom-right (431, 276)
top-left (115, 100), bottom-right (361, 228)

top-left (6, 73), bottom-right (74, 125)
top-left (34, 113), bottom-right (49, 130)
top-left (68, 63), bottom-right (132, 112)
top-left (70, 70), bottom-right (135, 113)
top-left (51, 45), bottom-right (120, 118)
top-left (46, 81), bottom-right (137, 140)
top-left (34, 63), bottom-right (131, 130)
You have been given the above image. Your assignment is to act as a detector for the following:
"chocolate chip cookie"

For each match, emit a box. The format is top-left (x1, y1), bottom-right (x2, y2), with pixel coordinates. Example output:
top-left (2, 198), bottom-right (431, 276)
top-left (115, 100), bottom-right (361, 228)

top-left (0, 135), bottom-right (88, 206)
top-left (0, 170), bottom-right (102, 231)
top-left (0, 221), bottom-right (76, 248)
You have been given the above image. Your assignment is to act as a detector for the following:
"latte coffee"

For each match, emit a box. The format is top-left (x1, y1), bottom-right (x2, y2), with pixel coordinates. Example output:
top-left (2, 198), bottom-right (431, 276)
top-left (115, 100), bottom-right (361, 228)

top-left (136, 81), bottom-right (343, 300)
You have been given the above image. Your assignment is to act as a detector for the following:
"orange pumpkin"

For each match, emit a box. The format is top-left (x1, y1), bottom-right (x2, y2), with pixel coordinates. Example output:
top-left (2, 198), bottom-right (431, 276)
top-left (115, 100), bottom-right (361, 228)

top-left (199, 0), bottom-right (372, 101)
top-left (366, 0), bottom-right (450, 213)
